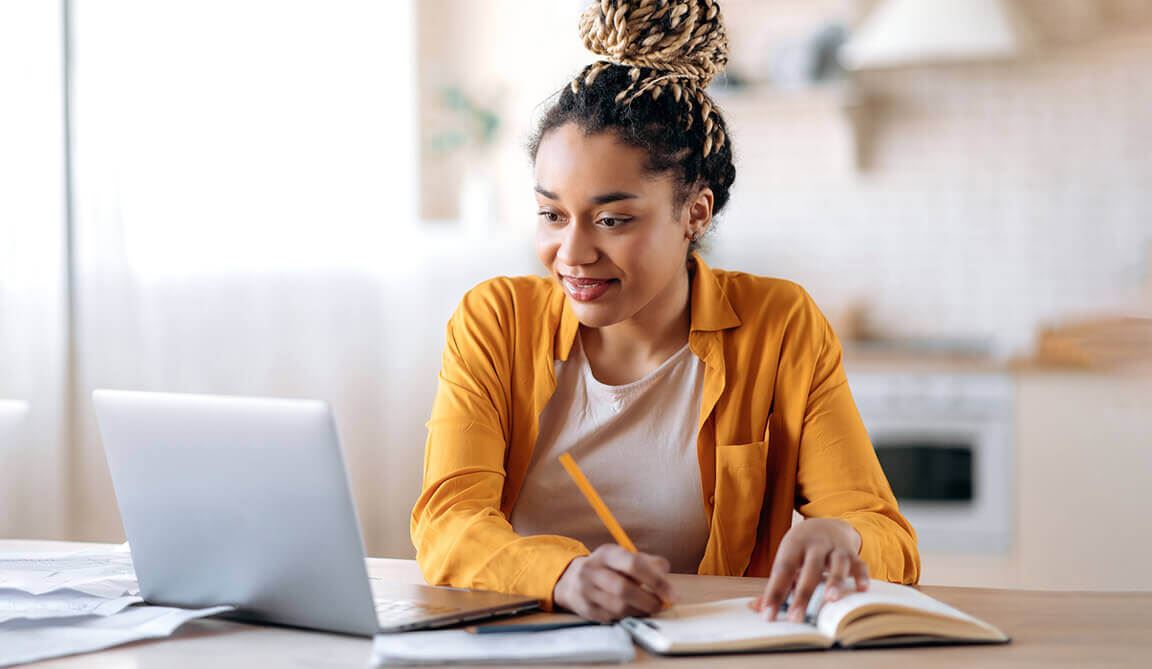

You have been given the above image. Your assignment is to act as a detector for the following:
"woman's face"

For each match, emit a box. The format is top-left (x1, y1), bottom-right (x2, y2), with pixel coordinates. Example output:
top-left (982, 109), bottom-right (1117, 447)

top-left (533, 122), bottom-right (710, 329)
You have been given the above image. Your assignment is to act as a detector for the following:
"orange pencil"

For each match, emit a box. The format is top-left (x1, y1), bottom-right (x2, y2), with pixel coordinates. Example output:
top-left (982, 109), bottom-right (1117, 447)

top-left (558, 453), bottom-right (639, 552)
top-left (558, 452), bottom-right (672, 610)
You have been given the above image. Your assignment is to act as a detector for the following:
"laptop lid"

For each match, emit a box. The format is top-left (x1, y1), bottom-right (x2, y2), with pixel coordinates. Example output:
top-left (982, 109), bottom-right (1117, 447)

top-left (94, 389), bottom-right (385, 635)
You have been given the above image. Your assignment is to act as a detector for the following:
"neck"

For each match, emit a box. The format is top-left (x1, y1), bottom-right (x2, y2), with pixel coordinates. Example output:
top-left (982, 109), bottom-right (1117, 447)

top-left (581, 264), bottom-right (692, 371)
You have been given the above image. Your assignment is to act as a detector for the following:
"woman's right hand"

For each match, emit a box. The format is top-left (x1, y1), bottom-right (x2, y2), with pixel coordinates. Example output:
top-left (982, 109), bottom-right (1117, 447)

top-left (552, 544), bottom-right (677, 622)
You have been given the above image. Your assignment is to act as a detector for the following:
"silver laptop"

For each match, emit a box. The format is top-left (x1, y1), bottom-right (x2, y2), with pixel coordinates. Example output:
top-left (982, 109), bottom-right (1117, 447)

top-left (92, 389), bottom-right (539, 636)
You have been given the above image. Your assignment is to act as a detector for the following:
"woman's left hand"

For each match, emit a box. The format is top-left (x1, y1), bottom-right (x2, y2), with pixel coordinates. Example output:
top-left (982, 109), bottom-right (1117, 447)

top-left (750, 518), bottom-right (869, 622)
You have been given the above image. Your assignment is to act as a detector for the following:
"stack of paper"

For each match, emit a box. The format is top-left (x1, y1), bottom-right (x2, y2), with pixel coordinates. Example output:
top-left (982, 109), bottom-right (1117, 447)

top-left (0, 548), bottom-right (137, 598)
top-left (371, 625), bottom-right (636, 665)
top-left (0, 604), bottom-right (233, 666)
top-left (0, 590), bottom-right (142, 624)
top-left (0, 546), bottom-right (232, 666)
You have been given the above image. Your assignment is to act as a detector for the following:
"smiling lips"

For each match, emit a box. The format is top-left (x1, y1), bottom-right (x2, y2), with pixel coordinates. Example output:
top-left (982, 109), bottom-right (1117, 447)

top-left (562, 275), bottom-right (618, 302)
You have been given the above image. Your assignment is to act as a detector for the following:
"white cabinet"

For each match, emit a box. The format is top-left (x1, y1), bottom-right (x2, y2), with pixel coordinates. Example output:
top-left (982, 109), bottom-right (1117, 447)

top-left (921, 371), bottom-right (1152, 591)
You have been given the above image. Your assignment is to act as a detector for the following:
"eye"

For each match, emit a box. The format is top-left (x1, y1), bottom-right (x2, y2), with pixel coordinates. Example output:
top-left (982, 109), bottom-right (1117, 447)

top-left (537, 211), bottom-right (562, 224)
top-left (597, 216), bottom-right (632, 229)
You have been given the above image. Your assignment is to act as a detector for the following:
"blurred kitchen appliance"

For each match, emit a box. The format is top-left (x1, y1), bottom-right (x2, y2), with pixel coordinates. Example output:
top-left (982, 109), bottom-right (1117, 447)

top-left (839, 0), bottom-right (1033, 70)
top-left (849, 371), bottom-right (1015, 553)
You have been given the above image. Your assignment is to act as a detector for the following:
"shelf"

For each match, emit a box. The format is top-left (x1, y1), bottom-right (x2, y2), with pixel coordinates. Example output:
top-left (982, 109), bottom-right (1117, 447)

top-left (711, 82), bottom-right (858, 111)
top-left (711, 82), bottom-right (872, 171)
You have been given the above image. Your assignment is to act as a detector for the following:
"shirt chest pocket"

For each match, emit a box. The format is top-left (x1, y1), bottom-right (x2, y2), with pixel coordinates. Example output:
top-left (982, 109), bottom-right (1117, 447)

top-left (711, 438), bottom-right (768, 575)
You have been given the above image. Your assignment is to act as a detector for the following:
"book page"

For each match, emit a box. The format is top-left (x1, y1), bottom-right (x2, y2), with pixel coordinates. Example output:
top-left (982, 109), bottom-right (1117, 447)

top-left (631, 597), bottom-right (831, 652)
top-left (815, 581), bottom-right (1002, 640)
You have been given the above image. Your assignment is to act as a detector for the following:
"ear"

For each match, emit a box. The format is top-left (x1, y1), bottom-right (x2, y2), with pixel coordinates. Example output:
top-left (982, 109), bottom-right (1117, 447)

top-left (683, 187), bottom-right (714, 242)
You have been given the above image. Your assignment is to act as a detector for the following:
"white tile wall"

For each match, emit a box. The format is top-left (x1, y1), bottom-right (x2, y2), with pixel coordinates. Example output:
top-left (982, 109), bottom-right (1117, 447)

top-left (710, 27), bottom-right (1152, 356)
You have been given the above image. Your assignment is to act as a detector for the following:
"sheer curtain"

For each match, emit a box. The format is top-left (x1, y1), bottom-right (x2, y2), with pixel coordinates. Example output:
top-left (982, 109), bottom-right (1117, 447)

top-left (0, 0), bottom-right (70, 539)
top-left (64, 0), bottom-right (465, 557)
top-left (3, 0), bottom-right (540, 552)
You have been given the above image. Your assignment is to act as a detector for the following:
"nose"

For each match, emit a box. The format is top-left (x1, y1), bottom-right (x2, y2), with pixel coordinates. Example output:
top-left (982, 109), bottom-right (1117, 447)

top-left (555, 219), bottom-right (598, 268)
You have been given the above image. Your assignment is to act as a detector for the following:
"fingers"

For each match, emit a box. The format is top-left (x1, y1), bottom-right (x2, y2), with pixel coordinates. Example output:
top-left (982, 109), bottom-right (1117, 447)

top-left (849, 552), bottom-right (871, 593)
top-left (758, 547), bottom-right (801, 621)
top-left (582, 599), bottom-right (617, 624)
top-left (588, 566), bottom-right (663, 615)
top-left (753, 519), bottom-right (874, 623)
top-left (787, 547), bottom-right (827, 623)
top-left (826, 549), bottom-right (873, 601)
top-left (562, 545), bottom-right (676, 621)
top-left (824, 549), bottom-right (851, 602)
top-left (597, 545), bottom-right (675, 603)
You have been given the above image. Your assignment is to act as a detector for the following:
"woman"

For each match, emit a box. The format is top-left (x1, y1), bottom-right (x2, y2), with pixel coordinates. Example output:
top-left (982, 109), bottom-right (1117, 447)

top-left (411, 0), bottom-right (918, 624)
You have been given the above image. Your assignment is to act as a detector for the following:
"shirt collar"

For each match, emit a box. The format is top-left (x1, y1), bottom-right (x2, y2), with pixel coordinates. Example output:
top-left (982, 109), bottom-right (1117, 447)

top-left (688, 252), bottom-right (742, 333)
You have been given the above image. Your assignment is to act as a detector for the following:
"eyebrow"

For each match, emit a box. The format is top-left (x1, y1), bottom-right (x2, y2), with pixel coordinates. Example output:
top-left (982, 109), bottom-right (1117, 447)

top-left (534, 185), bottom-right (639, 205)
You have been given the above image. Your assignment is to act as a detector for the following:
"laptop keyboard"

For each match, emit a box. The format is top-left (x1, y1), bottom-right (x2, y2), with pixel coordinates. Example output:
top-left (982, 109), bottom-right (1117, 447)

top-left (375, 599), bottom-right (461, 625)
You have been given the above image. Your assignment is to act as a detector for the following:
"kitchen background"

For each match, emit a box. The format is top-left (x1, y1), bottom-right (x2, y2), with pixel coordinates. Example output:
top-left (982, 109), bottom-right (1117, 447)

top-left (2, 0), bottom-right (1150, 592)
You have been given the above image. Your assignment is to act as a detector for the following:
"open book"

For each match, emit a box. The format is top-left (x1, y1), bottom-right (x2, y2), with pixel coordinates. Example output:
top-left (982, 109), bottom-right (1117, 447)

top-left (620, 581), bottom-right (1009, 655)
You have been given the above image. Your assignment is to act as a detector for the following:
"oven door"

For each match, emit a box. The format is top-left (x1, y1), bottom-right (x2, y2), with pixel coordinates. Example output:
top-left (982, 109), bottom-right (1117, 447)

top-left (866, 417), bottom-right (1013, 554)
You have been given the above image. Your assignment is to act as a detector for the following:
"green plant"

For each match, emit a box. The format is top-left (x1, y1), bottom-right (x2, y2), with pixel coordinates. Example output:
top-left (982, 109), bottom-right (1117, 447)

top-left (429, 85), bottom-right (501, 155)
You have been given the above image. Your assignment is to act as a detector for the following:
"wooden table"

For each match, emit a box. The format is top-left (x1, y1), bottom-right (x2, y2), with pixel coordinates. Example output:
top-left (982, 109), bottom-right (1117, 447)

top-left (5, 540), bottom-right (1150, 668)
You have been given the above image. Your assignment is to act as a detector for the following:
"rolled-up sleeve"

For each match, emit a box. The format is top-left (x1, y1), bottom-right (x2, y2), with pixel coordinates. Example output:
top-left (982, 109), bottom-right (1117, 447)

top-left (793, 316), bottom-right (920, 584)
top-left (410, 285), bottom-right (589, 609)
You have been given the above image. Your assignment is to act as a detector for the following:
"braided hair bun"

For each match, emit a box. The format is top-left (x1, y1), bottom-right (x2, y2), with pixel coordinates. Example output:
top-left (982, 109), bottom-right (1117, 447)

top-left (579, 0), bottom-right (728, 89)
top-left (576, 0), bottom-right (729, 156)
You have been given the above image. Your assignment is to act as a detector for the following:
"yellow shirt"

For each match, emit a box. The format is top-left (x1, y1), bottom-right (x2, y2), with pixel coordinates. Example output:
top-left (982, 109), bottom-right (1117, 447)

top-left (411, 254), bottom-right (920, 608)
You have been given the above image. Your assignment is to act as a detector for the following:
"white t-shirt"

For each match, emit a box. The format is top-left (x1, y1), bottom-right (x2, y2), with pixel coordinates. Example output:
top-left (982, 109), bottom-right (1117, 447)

top-left (509, 334), bottom-right (711, 574)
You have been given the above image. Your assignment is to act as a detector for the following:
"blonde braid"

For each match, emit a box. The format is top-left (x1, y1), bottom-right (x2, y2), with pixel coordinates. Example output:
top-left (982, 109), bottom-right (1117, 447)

top-left (572, 0), bottom-right (729, 156)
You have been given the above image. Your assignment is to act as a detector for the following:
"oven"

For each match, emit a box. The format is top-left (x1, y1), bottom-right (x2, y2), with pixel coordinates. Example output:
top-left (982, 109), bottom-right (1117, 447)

top-left (848, 371), bottom-right (1014, 554)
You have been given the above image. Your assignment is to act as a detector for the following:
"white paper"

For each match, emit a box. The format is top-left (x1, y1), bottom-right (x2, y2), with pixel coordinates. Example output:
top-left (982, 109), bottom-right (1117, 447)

top-left (0, 550), bottom-right (138, 598)
top-left (0, 590), bottom-right (143, 624)
top-left (0, 604), bottom-right (234, 667)
top-left (371, 625), bottom-right (635, 665)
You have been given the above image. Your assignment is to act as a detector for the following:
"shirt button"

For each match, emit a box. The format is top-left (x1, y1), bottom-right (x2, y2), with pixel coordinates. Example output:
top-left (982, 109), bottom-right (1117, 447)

top-left (708, 495), bottom-right (716, 505)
